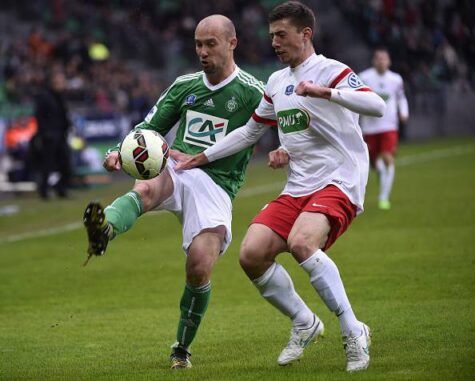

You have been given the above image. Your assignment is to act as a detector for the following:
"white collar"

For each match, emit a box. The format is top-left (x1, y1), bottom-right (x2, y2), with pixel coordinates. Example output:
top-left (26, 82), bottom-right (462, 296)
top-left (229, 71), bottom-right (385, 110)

top-left (290, 53), bottom-right (321, 72)
top-left (202, 66), bottom-right (240, 91)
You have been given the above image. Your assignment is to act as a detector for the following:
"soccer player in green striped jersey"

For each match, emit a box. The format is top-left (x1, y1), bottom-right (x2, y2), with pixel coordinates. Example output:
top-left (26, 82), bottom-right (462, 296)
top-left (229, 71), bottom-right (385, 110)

top-left (82, 15), bottom-right (265, 369)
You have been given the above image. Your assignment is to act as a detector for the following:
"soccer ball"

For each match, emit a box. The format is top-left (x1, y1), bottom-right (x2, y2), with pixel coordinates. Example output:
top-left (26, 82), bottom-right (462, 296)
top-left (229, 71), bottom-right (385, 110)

top-left (119, 129), bottom-right (169, 180)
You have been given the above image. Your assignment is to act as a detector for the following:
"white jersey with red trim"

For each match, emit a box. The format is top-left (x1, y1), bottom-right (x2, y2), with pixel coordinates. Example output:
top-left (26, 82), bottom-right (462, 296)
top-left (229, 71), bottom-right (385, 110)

top-left (358, 68), bottom-right (408, 134)
top-left (254, 53), bottom-right (370, 213)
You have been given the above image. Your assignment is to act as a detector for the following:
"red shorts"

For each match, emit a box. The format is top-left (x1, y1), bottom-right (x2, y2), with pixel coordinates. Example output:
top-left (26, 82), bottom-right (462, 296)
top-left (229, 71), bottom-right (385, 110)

top-left (363, 130), bottom-right (399, 164)
top-left (251, 185), bottom-right (357, 251)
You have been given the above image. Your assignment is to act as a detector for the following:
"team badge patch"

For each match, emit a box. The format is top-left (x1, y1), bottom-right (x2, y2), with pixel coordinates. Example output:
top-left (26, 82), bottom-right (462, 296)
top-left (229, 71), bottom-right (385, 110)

top-left (348, 73), bottom-right (363, 88)
top-left (185, 94), bottom-right (197, 105)
top-left (225, 96), bottom-right (238, 112)
top-left (285, 85), bottom-right (294, 95)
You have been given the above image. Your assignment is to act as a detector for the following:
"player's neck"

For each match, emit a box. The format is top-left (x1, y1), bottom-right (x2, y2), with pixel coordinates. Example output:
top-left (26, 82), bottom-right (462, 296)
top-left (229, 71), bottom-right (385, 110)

top-left (206, 62), bottom-right (236, 86)
top-left (376, 68), bottom-right (388, 75)
top-left (289, 46), bottom-right (315, 68)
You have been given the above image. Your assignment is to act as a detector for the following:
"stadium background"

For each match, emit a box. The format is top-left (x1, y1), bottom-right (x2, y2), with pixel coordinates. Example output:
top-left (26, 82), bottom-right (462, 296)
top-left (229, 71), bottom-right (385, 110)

top-left (0, 1), bottom-right (474, 380)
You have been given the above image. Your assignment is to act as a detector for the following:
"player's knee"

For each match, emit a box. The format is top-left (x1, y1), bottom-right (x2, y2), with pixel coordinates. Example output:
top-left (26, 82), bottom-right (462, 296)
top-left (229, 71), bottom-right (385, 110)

top-left (381, 152), bottom-right (394, 165)
top-left (133, 182), bottom-right (153, 210)
top-left (288, 234), bottom-right (321, 258)
top-left (239, 243), bottom-right (263, 272)
top-left (186, 260), bottom-right (212, 286)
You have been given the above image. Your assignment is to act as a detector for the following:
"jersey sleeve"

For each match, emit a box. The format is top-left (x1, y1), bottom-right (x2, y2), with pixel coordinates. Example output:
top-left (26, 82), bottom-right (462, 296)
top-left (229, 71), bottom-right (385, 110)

top-left (327, 63), bottom-right (372, 92)
top-left (135, 82), bottom-right (182, 135)
top-left (252, 81), bottom-right (277, 126)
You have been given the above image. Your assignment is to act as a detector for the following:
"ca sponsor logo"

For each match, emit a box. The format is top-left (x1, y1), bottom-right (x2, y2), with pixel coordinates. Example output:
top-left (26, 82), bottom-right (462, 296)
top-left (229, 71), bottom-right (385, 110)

top-left (183, 110), bottom-right (229, 148)
top-left (277, 108), bottom-right (310, 134)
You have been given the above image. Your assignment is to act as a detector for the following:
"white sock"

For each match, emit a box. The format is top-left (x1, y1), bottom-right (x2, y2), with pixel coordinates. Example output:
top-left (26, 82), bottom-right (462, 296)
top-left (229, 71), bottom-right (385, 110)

top-left (380, 163), bottom-right (395, 202)
top-left (300, 250), bottom-right (361, 336)
top-left (253, 262), bottom-right (315, 329)
top-left (376, 158), bottom-right (395, 202)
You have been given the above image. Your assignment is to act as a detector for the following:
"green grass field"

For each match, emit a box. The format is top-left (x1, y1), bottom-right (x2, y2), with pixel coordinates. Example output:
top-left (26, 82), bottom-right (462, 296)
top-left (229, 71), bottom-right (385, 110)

top-left (1, 138), bottom-right (474, 381)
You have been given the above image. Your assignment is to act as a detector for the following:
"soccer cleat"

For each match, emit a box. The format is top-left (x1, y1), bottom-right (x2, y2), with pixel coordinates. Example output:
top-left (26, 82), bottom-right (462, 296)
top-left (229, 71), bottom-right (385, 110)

top-left (170, 343), bottom-right (192, 369)
top-left (277, 314), bottom-right (325, 366)
top-left (83, 201), bottom-right (112, 256)
top-left (378, 200), bottom-right (391, 210)
top-left (343, 323), bottom-right (371, 372)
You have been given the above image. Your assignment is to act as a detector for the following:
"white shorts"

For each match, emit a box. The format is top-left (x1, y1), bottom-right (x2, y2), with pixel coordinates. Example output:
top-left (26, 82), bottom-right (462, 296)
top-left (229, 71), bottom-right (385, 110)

top-left (156, 160), bottom-right (232, 254)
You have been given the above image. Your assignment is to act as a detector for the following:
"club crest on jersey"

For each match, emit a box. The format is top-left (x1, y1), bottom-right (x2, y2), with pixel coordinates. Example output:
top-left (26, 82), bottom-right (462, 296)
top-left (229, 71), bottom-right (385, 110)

top-left (185, 94), bottom-right (197, 105)
top-left (285, 85), bottom-right (294, 95)
top-left (225, 96), bottom-right (238, 112)
top-left (184, 110), bottom-right (229, 148)
top-left (348, 73), bottom-right (363, 88)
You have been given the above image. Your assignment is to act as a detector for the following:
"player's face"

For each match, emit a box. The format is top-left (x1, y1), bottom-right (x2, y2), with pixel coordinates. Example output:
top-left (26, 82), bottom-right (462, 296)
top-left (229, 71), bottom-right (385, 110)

top-left (373, 51), bottom-right (391, 73)
top-left (195, 29), bottom-right (235, 74)
top-left (269, 19), bottom-right (308, 67)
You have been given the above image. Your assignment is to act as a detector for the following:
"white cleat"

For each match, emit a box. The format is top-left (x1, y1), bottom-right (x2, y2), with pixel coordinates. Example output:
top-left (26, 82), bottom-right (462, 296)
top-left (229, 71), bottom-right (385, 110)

top-left (277, 314), bottom-right (325, 366)
top-left (344, 323), bottom-right (371, 372)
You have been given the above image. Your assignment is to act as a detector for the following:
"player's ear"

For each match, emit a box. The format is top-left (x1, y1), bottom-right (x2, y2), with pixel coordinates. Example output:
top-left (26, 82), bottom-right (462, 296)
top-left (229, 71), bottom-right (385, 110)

top-left (229, 36), bottom-right (237, 50)
top-left (302, 27), bottom-right (313, 42)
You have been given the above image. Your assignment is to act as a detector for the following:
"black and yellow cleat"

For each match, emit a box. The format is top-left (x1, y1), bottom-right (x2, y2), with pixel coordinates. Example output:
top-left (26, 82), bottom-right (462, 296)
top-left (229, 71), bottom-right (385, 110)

top-left (83, 201), bottom-right (112, 261)
top-left (170, 344), bottom-right (192, 369)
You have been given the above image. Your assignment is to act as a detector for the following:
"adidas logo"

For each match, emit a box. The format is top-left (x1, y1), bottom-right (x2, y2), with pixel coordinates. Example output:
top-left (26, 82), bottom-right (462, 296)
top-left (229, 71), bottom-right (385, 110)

top-left (204, 98), bottom-right (215, 107)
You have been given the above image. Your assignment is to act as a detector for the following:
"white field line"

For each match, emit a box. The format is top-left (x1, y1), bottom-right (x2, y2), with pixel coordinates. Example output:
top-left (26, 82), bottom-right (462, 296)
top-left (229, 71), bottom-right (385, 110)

top-left (0, 144), bottom-right (473, 245)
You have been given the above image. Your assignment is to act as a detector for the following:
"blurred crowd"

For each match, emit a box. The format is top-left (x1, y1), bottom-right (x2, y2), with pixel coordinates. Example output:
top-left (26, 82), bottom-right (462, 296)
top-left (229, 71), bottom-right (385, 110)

top-left (338, 0), bottom-right (475, 94)
top-left (0, 0), bottom-right (286, 117)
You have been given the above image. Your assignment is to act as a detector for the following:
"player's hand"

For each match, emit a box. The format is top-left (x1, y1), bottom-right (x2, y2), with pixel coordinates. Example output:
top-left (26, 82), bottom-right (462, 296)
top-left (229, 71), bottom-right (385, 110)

top-left (174, 152), bottom-right (209, 170)
top-left (268, 148), bottom-right (290, 169)
top-left (103, 151), bottom-right (121, 171)
top-left (295, 80), bottom-right (331, 99)
top-left (169, 149), bottom-right (189, 162)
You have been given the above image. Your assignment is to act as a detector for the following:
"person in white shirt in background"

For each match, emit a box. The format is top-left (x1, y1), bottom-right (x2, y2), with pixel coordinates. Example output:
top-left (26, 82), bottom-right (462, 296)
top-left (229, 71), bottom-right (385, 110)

top-left (176, 1), bottom-right (386, 372)
top-left (359, 48), bottom-right (409, 210)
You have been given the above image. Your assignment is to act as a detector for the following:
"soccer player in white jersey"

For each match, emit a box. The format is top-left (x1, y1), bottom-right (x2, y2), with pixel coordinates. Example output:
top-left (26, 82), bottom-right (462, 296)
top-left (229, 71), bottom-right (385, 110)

top-left (359, 48), bottom-right (409, 210)
top-left (176, 1), bottom-right (386, 372)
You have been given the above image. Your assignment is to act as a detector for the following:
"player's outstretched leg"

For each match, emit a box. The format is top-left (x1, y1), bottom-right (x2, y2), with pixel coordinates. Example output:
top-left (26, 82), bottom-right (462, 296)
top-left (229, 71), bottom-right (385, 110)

top-left (83, 201), bottom-right (113, 256)
top-left (301, 250), bottom-right (371, 372)
top-left (83, 191), bottom-right (144, 256)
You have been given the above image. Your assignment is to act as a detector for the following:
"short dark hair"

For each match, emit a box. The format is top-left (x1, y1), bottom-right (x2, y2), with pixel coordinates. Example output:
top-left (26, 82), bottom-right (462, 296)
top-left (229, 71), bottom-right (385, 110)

top-left (268, 1), bottom-right (316, 33)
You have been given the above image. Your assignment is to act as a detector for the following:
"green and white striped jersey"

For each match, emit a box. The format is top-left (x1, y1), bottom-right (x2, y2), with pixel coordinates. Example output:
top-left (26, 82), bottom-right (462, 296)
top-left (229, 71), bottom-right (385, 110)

top-left (135, 67), bottom-right (264, 199)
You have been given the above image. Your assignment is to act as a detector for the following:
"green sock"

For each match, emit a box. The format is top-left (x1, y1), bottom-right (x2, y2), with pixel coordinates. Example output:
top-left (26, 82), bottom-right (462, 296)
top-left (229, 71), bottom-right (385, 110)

top-left (176, 282), bottom-right (211, 349)
top-left (105, 191), bottom-right (143, 238)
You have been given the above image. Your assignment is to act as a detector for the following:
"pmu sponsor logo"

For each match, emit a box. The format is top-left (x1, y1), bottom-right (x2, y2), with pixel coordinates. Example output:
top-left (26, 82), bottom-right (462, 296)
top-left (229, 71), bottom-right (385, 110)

top-left (276, 108), bottom-right (310, 134)
top-left (183, 110), bottom-right (229, 148)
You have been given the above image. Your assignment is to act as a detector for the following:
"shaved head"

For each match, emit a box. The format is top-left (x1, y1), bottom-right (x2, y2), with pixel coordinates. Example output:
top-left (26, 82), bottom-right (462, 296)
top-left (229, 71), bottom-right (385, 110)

top-left (196, 14), bottom-right (236, 39)
top-left (195, 14), bottom-right (237, 83)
